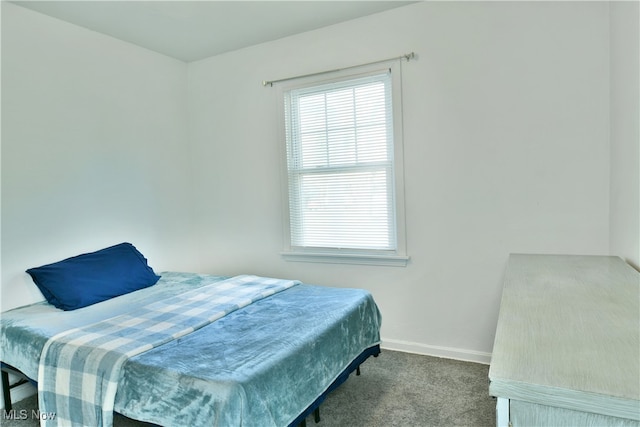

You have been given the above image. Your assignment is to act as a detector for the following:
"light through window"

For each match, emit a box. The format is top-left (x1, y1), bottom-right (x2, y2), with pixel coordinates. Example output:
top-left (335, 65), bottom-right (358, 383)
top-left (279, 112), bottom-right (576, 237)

top-left (284, 72), bottom-right (397, 253)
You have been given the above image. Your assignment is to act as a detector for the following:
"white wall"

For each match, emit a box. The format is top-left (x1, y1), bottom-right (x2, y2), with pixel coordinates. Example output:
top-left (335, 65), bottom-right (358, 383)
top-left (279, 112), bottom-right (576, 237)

top-left (1, 0), bottom-right (633, 366)
top-left (609, 1), bottom-right (640, 270)
top-left (1, 2), bottom-right (197, 312)
top-left (188, 1), bottom-right (612, 361)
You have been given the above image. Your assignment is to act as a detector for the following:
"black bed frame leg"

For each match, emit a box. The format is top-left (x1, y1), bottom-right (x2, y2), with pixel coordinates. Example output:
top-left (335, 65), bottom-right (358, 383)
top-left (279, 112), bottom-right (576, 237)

top-left (2, 370), bottom-right (12, 412)
top-left (300, 419), bottom-right (306, 427)
top-left (314, 407), bottom-right (320, 423)
top-left (356, 365), bottom-right (361, 376)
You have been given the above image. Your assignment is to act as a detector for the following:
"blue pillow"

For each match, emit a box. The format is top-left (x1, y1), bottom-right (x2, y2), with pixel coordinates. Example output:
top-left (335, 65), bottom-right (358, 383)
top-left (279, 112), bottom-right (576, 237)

top-left (26, 242), bottom-right (161, 311)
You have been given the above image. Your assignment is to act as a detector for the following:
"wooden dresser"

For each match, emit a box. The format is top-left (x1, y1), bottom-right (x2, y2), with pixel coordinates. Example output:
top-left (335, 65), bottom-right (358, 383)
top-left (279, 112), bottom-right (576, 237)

top-left (489, 254), bottom-right (640, 426)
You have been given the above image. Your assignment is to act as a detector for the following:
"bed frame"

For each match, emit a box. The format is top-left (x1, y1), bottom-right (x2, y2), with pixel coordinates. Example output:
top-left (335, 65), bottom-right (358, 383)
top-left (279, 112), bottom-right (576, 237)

top-left (1, 362), bottom-right (35, 412)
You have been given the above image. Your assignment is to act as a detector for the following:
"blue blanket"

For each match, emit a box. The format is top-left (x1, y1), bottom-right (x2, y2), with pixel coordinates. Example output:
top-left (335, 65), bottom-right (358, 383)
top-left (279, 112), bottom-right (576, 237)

top-left (1, 272), bottom-right (382, 426)
top-left (38, 275), bottom-right (299, 427)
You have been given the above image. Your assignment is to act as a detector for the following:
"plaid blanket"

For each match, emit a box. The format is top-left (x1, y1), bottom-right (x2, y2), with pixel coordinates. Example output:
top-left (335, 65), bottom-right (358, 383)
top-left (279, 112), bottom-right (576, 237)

top-left (37, 275), bottom-right (300, 427)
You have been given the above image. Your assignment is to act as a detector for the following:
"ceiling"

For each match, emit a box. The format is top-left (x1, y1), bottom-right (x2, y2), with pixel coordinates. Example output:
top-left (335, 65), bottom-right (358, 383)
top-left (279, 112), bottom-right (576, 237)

top-left (10, 1), bottom-right (416, 62)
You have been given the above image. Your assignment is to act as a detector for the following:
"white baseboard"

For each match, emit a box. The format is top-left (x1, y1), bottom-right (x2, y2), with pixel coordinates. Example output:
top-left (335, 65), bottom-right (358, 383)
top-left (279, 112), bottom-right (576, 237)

top-left (381, 338), bottom-right (492, 365)
top-left (1, 382), bottom-right (37, 410)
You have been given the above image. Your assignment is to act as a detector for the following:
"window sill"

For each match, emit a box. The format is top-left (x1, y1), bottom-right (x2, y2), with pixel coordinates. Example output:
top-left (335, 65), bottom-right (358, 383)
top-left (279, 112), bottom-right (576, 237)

top-left (281, 251), bottom-right (410, 267)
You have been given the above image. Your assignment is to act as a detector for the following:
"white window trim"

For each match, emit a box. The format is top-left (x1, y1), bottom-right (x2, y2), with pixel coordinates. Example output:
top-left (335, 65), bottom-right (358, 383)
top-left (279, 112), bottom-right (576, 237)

top-left (281, 250), bottom-right (410, 267)
top-left (277, 61), bottom-right (409, 267)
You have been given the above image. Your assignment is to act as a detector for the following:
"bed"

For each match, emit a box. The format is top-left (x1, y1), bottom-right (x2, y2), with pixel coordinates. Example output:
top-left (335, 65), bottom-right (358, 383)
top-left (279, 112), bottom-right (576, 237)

top-left (0, 243), bottom-right (382, 426)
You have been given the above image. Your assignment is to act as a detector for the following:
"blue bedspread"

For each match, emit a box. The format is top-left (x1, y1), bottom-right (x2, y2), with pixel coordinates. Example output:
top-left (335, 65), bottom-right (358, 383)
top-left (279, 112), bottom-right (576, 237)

top-left (1, 272), bottom-right (382, 426)
top-left (38, 275), bottom-right (299, 427)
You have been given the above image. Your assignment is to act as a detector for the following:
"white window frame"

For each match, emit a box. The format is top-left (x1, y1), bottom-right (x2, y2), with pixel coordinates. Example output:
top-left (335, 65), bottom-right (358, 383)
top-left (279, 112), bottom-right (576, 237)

top-left (278, 62), bottom-right (408, 267)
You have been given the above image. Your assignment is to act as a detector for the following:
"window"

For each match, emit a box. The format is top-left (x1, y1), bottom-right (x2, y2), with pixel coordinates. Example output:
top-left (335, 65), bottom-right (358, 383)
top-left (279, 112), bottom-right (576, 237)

top-left (281, 66), bottom-right (408, 266)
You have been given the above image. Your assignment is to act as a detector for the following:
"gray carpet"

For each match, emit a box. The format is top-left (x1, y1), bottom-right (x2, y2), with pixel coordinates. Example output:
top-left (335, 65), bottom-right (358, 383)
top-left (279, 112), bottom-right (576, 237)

top-left (2, 350), bottom-right (495, 426)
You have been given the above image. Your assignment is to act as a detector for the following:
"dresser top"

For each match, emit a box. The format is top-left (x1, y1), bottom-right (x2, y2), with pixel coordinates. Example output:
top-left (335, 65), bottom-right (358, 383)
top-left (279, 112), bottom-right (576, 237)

top-left (489, 254), bottom-right (639, 416)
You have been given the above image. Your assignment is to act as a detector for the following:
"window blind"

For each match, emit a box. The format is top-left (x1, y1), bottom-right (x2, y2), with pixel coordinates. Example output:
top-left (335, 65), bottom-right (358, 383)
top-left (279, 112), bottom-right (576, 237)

top-left (284, 72), bottom-right (397, 252)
